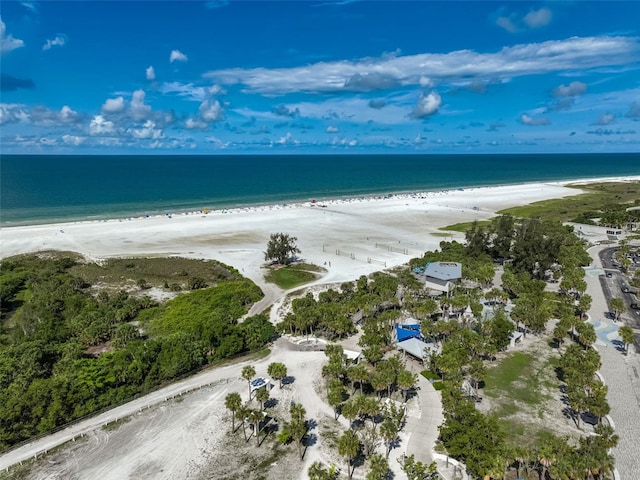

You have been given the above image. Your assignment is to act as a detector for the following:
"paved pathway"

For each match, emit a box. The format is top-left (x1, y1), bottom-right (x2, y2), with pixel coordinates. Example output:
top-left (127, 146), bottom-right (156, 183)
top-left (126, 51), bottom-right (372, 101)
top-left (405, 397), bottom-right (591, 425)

top-left (404, 375), bottom-right (443, 464)
top-left (585, 246), bottom-right (640, 480)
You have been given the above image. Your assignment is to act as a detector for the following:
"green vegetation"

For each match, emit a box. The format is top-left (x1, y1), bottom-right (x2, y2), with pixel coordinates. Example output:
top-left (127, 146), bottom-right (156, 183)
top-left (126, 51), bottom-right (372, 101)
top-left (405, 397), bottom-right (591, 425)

top-left (439, 220), bottom-right (491, 233)
top-left (69, 255), bottom-right (237, 291)
top-left (264, 232), bottom-right (301, 265)
top-left (264, 263), bottom-right (322, 289)
top-left (0, 252), bottom-right (272, 451)
top-left (484, 352), bottom-right (545, 406)
top-left (498, 181), bottom-right (640, 224)
top-left (277, 271), bottom-right (400, 340)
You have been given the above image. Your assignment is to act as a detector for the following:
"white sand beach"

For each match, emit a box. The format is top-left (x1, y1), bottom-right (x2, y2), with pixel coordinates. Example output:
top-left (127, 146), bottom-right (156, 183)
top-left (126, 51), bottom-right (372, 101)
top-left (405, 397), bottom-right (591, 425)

top-left (2, 177), bottom-right (637, 291)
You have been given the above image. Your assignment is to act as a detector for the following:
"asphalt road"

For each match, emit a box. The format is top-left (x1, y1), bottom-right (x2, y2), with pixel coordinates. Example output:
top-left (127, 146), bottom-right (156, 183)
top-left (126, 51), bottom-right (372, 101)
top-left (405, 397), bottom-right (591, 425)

top-left (599, 247), bottom-right (640, 350)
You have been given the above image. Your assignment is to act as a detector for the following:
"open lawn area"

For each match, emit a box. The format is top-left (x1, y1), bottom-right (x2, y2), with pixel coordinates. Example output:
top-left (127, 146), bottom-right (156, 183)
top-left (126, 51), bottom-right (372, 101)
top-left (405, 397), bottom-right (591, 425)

top-left (264, 263), bottom-right (324, 289)
top-left (478, 334), bottom-right (580, 449)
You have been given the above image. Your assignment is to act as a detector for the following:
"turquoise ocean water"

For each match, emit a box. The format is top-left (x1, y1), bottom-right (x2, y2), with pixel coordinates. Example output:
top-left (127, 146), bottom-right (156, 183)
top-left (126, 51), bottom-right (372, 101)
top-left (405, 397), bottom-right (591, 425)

top-left (1, 153), bottom-right (639, 226)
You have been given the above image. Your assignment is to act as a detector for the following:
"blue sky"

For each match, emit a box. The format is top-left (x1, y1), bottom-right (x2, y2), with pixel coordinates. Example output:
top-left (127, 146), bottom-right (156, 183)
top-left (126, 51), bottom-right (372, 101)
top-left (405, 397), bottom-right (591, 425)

top-left (1, 1), bottom-right (639, 154)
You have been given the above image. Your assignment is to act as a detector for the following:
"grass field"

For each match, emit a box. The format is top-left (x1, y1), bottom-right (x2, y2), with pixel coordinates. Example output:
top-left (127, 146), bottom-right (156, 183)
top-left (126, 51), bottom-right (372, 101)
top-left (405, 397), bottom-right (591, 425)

top-left (498, 181), bottom-right (640, 222)
top-left (439, 181), bottom-right (639, 232)
top-left (484, 352), bottom-right (544, 406)
top-left (70, 256), bottom-right (237, 290)
top-left (263, 263), bottom-right (323, 289)
top-left (483, 349), bottom-right (562, 448)
top-left (439, 220), bottom-right (491, 233)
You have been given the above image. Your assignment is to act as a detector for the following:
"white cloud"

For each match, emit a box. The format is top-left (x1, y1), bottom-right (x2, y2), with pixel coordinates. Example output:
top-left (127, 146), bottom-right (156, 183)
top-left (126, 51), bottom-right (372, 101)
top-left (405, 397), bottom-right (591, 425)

top-left (277, 132), bottom-right (297, 145)
top-left (42, 35), bottom-right (66, 51)
top-left (496, 7), bottom-right (552, 33)
top-left (128, 120), bottom-right (164, 140)
top-left (29, 105), bottom-right (81, 126)
top-left (160, 82), bottom-right (225, 101)
top-left (204, 136), bottom-right (229, 148)
top-left (411, 92), bottom-right (442, 118)
top-left (170, 49), bottom-right (188, 63)
top-left (419, 76), bottom-right (433, 88)
top-left (552, 81), bottom-right (587, 97)
top-left (59, 105), bottom-right (79, 123)
top-left (519, 114), bottom-right (550, 126)
top-left (0, 103), bottom-right (29, 124)
top-left (1, 18), bottom-right (25, 54)
top-left (146, 66), bottom-right (155, 81)
top-left (89, 115), bottom-right (116, 135)
top-left (496, 16), bottom-right (519, 34)
top-left (326, 125), bottom-right (339, 133)
top-left (595, 113), bottom-right (615, 125)
top-left (205, 36), bottom-right (639, 94)
top-left (185, 118), bottom-right (208, 129)
top-left (102, 96), bottom-right (125, 113)
top-left (523, 8), bottom-right (552, 28)
top-left (62, 134), bottom-right (86, 145)
top-left (21, 2), bottom-right (37, 13)
top-left (199, 99), bottom-right (224, 122)
top-left (39, 137), bottom-right (57, 146)
top-left (130, 89), bottom-right (151, 120)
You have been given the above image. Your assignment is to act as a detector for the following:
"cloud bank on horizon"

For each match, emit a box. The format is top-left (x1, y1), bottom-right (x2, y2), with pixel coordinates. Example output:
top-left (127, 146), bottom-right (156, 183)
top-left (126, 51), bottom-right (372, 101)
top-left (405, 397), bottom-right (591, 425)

top-left (0, 1), bottom-right (639, 154)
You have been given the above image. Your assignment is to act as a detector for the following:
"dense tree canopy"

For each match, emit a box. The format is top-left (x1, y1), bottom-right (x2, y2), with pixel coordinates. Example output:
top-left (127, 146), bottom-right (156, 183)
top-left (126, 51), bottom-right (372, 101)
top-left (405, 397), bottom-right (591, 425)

top-left (0, 253), bottom-right (270, 451)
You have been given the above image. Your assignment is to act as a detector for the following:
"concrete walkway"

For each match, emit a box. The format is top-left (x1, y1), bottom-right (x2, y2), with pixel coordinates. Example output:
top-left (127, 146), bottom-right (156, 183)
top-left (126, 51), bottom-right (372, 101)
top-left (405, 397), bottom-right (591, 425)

top-left (404, 375), bottom-right (443, 464)
top-left (585, 245), bottom-right (640, 480)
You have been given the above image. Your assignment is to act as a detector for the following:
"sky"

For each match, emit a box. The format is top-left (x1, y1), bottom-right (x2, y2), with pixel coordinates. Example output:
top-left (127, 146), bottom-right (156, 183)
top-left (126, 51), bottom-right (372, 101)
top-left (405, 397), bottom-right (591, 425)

top-left (1, 0), bottom-right (639, 154)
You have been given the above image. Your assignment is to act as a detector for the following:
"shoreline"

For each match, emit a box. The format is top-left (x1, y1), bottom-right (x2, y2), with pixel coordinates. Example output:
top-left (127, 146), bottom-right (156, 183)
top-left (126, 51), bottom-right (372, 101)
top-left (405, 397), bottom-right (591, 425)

top-left (1, 175), bottom-right (638, 230)
top-left (2, 176), bottom-right (638, 291)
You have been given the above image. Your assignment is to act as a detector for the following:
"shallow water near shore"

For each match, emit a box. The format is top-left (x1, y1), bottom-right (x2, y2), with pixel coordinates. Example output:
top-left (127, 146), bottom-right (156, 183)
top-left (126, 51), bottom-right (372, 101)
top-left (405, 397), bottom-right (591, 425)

top-left (1, 153), bottom-right (639, 226)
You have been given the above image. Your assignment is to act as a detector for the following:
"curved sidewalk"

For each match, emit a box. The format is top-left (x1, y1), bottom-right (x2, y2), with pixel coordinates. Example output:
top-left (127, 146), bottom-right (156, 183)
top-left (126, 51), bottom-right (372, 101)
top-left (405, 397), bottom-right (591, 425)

top-left (404, 375), bottom-right (443, 464)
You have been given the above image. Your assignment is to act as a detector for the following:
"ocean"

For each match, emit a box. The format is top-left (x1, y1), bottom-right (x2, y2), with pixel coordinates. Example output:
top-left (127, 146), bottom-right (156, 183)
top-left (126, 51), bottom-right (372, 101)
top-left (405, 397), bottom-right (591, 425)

top-left (1, 153), bottom-right (639, 226)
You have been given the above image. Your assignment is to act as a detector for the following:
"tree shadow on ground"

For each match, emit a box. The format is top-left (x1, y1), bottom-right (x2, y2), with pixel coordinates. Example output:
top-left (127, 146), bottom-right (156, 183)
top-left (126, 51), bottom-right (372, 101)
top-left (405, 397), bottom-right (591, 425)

top-left (282, 375), bottom-right (295, 386)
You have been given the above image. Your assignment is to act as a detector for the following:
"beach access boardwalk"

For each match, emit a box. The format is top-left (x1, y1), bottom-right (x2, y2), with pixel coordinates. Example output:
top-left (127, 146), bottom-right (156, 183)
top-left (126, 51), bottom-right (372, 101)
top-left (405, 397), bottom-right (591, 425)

top-left (585, 245), bottom-right (640, 480)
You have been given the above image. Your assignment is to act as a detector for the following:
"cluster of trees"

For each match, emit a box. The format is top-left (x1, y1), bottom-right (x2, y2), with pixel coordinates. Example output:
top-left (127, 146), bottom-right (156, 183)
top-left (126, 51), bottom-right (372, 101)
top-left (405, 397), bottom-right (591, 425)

top-left (316, 344), bottom-right (419, 479)
top-left (559, 343), bottom-right (610, 428)
top-left (0, 254), bottom-right (272, 451)
top-left (225, 363), bottom-right (302, 450)
top-left (277, 272), bottom-right (400, 340)
top-left (424, 216), bottom-right (619, 479)
top-left (572, 201), bottom-right (640, 229)
top-left (465, 215), bottom-right (590, 280)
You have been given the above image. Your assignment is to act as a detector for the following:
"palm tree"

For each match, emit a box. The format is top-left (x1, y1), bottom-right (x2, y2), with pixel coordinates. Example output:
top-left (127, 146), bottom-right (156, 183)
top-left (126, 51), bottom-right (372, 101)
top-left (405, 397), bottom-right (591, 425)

top-left (255, 386), bottom-right (270, 410)
top-left (396, 369), bottom-right (417, 401)
top-left (380, 419), bottom-right (398, 459)
top-left (236, 404), bottom-right (250, 442)
top-left (609, 297), bottom-right (625, 321)
top-left (249, 409), bottom-right (265, 445)
top-left (366, 454), bottom-right (389, 480)
top-left (267, 362), bottom-right (287, 388)
top-left (328, 379), bottom-right (345, 420)
top-left (308, 461), bottom-right (330, 480)
top-left (338, 429), bottom-right (360, 480)
top-left (347, 363), bottom-right (370, 394)
top-left (619, 325), bottom-right (634, 355)
top-left (242, 365), bottom-right (256, 398)
top-left (289, 402), bottom-right (307, 459)
top-left (290, 402), bottom-right (306, 423)
top-left (224, 392), bottom-right (242, 432)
